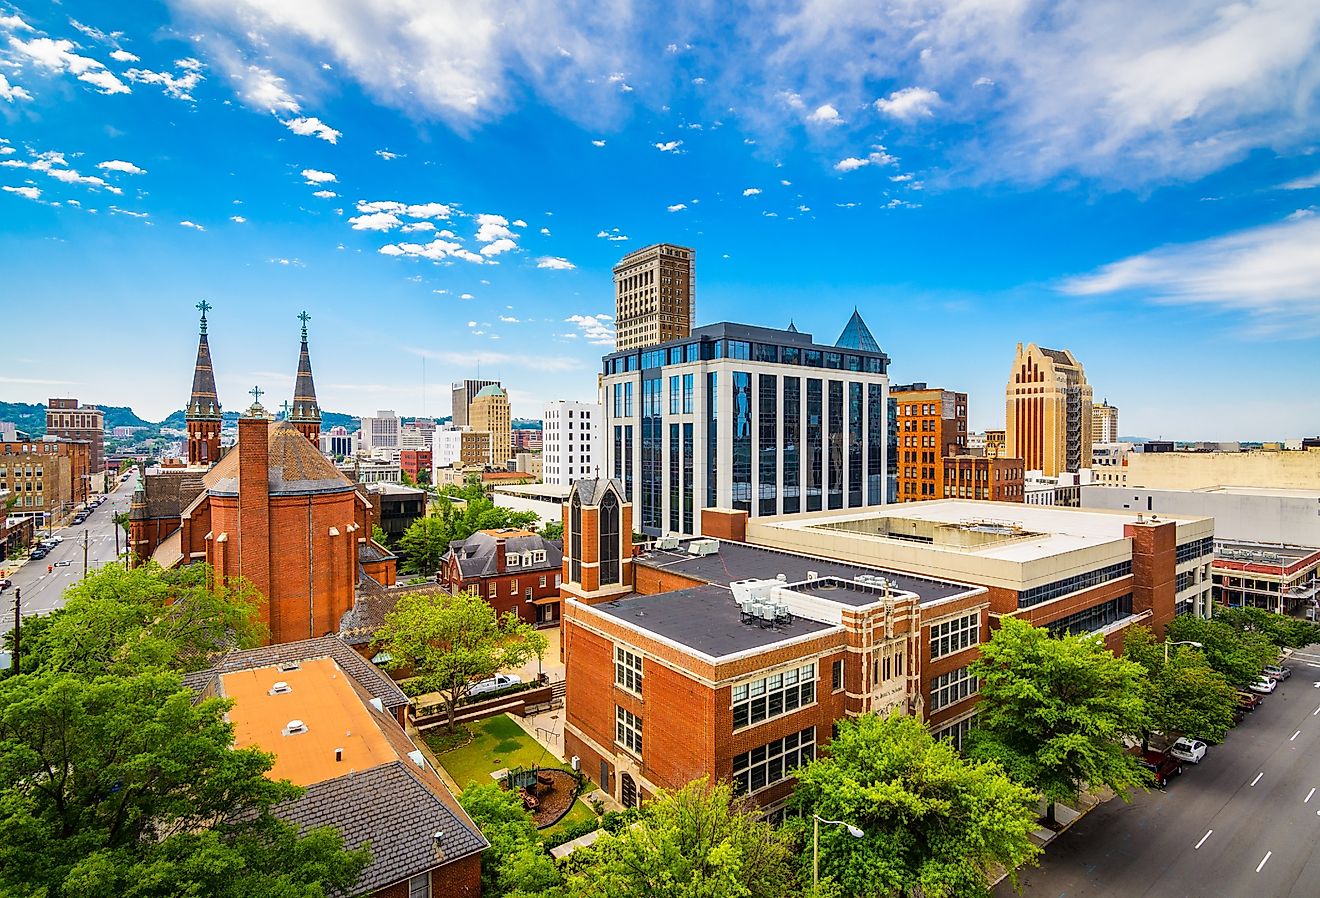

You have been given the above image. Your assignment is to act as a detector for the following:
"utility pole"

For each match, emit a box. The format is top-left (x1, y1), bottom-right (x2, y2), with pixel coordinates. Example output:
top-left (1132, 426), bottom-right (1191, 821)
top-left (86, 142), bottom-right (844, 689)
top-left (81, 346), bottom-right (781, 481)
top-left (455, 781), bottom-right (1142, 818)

top-left (11, 587), bottom-right (19, 675)
top-left (83, 528), bottom-right (90, 579)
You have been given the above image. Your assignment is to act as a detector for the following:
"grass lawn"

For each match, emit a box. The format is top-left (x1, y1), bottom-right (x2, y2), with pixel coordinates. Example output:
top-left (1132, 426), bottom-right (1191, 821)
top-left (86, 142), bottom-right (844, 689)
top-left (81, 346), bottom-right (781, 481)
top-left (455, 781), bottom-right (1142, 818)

top-left (543, 796), bottom-right (599, 837)
top-left (433, 713), bottom-right (570, 791)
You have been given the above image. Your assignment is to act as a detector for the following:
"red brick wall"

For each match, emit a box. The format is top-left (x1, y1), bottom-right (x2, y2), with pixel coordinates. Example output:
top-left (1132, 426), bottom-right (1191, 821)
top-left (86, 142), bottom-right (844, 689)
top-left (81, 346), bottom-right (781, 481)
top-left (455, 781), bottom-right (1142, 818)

top-left (459, 569), bottom-right (561, 625)
top-left (237, 417), bottom-right (272, 605)
top-left (633, 564), bottom-right (705, 596)
top-left (700, 508), bottom-right (747, 542)
top-left (1126, 520), bottom-right (1177, 638)
top-left (370, 854), bottom-right (481, 898)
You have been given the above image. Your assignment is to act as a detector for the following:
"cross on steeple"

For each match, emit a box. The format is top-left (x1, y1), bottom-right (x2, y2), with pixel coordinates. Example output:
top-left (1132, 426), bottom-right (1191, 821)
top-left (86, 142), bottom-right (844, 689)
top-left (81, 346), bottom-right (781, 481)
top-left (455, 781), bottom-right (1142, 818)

top-left (298, 310), bottom-right (311, 340)
top-left (196, 300), bottom-right (212, 334)
top-left (250, 385), bottom-right (264, 404)
top-left (282, 400), bottom-right (291, 419)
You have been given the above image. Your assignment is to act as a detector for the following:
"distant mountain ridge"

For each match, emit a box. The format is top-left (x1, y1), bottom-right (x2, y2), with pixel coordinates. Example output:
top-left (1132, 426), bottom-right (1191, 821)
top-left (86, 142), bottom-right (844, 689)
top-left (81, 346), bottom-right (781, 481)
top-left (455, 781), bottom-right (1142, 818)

top-left (1, 401), bottom-right (363, 436)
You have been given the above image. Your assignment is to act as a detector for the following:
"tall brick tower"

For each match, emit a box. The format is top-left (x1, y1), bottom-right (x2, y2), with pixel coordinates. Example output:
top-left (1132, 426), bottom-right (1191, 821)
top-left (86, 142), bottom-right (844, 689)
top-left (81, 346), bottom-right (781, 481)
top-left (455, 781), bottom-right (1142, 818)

top-left (288, 311), bottom-right (321, 445)
top-left (560, 478), bottom-right (633, 605)
top-left (186, 301), bottom-right (223, 467)
top-left (236, 389), bottom-right (273, 612)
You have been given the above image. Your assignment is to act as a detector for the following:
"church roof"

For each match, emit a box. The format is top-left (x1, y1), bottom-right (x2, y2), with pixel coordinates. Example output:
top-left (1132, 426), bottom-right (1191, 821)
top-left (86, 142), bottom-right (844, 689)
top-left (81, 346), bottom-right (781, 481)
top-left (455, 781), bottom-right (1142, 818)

top-left (474, 384), bottom-right (506, 399)
top-left (835, 308), bottom-right (882, 353)
top-left (569, 477), bottom-right (623, 506)
top-left (290, 315), bottom-right (321, 423)
top-left (187, 311), bottom-right (221, 420)
top-left (204, 420), bottom-right (355, 497)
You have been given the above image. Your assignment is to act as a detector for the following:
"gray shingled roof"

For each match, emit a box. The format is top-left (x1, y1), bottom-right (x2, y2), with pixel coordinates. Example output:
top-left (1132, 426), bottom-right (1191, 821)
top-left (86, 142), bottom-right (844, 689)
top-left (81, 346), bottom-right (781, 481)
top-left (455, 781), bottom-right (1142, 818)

top-left (182, 636), bottom-right (408, 713)
top-left (1039, 347), bottom-right (1074, 365)
top-left (568, 477), bottom-right (621, 506)
top-left (133, 469), bottom-right (206, 521)
top-left (444, 530), bottom-right (563, 579)
top-left (276, 760), bottom-right (487, 896)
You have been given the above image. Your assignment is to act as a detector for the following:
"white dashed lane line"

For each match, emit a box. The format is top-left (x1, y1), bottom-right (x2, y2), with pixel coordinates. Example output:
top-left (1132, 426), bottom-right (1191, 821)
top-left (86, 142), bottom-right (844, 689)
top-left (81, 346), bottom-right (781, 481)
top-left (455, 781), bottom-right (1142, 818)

top-left (1251, 772), bottom-right (1264, 786)
top-left (1195, 830), bottom-right (1213, 849)
top-left (1256, 852), bottom-right (1272, 873)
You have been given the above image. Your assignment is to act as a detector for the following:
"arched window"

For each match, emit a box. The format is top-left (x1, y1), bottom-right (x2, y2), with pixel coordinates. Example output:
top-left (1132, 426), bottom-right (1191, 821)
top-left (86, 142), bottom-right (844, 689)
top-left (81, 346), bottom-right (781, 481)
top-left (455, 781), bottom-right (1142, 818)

top-left (569, 493), bottom-right (583, 584)
top-left (600, 491), bottom-right (620, 585)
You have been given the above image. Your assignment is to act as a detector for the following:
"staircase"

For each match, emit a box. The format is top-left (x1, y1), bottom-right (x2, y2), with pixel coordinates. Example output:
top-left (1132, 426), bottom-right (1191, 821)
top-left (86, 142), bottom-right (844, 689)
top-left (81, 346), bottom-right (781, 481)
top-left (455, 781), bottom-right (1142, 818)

top-left (551, 679), bottom-right (567, 702)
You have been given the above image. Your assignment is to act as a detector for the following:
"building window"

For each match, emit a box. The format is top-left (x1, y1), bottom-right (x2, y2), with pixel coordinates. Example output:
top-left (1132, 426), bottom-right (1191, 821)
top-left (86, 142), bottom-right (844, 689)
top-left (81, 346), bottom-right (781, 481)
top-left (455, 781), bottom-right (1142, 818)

top-left (600, 491), bottom-right (621, 585)
top-left (931, 714), bottom-right (979, 753)
top-left (616, 705), bottom-right (643, 755)
top-left (732, 727), bottom-right (816, 795)
top-left (831, 659), bottom-right (844, 691)
top-left (1017, 561), bottom-right (1133, 609)
top-left (732, 663), bottom-right (816, 730)
top-left (929, 612), bottom-right (980, 660)
top-left (407, 873), bottom-right (430, 898)
top-left (615, 646), bottom-right (643, 694)
top-left (539, 575), bottom-right (547, 588)
top-left (930, 666), bottom-right (978, 711)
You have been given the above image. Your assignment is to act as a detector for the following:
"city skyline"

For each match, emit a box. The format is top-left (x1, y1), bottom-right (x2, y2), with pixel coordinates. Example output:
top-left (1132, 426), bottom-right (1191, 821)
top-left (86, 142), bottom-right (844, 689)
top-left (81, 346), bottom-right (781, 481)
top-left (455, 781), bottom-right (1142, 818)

top-left (2, 1), bottom-right (1319, 439)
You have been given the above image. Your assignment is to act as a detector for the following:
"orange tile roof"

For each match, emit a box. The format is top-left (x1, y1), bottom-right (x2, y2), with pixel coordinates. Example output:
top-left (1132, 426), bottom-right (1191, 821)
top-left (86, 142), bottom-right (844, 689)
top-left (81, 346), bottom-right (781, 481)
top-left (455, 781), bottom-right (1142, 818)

top-left (221, 657), bottom-right (399, 786)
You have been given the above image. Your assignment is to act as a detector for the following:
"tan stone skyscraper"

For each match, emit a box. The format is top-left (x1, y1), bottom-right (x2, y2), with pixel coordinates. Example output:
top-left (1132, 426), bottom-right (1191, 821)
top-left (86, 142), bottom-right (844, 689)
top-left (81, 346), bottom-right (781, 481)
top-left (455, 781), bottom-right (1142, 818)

top-left (613, 243), bottom-right (695, 351)
top-left (1092, 400), bottom-right (1119, 444)
top-left (1005, 343), bottom-right (1093, 476)
top-left (469, 384), bottom-right (511, 467)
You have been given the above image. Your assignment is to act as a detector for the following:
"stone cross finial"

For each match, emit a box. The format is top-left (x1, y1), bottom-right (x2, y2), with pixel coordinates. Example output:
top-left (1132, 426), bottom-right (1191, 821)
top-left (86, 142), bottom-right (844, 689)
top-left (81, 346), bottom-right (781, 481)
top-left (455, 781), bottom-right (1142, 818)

top-left (250, 385), bottom-right (264, 404)
top-left (298, 310), bottom-right (311, 340)
top-left (196, 300), bottom-right (212, 334)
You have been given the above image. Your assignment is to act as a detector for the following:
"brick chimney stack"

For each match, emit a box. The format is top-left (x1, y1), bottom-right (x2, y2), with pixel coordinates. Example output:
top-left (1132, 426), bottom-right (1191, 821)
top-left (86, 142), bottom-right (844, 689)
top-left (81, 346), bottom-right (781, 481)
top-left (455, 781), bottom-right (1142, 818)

top-left (495, 538), bottom-right (507, 573)
top-left (238, 396), bottom-right (273, 619)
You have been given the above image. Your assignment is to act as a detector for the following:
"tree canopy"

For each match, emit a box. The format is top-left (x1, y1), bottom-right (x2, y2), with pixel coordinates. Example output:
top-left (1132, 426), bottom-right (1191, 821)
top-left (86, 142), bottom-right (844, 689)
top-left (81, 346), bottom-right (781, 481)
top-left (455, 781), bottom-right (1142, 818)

top-left (396, 477), bottom-right (543, 574)
top-left (792, 712), bottom-right (1040, 898)
top-left (969, 617), bottom-right (1151, 816)
top-left (1123, 626), bottom-right (1237, 744)
top-left (458, 784), bottom-right (561, 898)
top-left (1164, 615), bottom-right (1278, 689)
top-left (372, 589), bottom-right (546, 734)
top-left (1212, 606), bottom-right (1320, 651)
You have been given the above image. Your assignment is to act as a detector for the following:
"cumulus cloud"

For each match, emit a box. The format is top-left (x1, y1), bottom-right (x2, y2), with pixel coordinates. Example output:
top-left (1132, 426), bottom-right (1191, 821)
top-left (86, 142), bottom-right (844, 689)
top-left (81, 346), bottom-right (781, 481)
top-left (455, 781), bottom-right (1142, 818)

top-left (480, 236), bottom-right (518, 256)
top-left (124, 58), bottom-right (204, 101)
top-left (179, 220), bottom-right (206, 231)
top-left (591, 139), bottom-right (606, 147)
top-left (667, 203), bottom-right (687, 212)
top-left (873, 87), bottom-right (941, 120)
top-left (283, 115), bottom-right (341, 142)
top-left (375, 149), bottom-right (401, 160)
top-left (565, 313), bottom-right (616, 346)
top-left (301, 168), bottom-right (337, 184)
top-left (97, 160), bottom-right (146, 174)
top-left (0, 73), bottom-right (32, 102)
top-left (378, 237), bottom-right (486, 265)
top-left (474, 213), bottom-right (514, 243)
top-left (807, 103), bottom-right (843, 125)
top-left (10, 37), bottom-right (129, 94)
top-left (596, 228), bottom-right (628, 241)
top-left (655, 140), bottom-right (683, 152)
top-left (2, 185), bottom-right (40, 200)
top-left (350, 211), bottom-right (402, 231)
top-left (742, 187), bottom-right (761, 196)
top-left (0, 14), bottom-right (34, 31)
top-left (834, 148), bottom-right (898, 172)
top-left (237, 64), bottom-right (299, 112)
top-left (1060, 213), bottom-right (1320, 336)
top-left (537, 256), bottom-right (575, 270)
top-left (110, 49), bottom-right (139, 63)
top-left (312, 189), bottom-right (337, 198)
top-left (230, 214), bottom-right (247, 222)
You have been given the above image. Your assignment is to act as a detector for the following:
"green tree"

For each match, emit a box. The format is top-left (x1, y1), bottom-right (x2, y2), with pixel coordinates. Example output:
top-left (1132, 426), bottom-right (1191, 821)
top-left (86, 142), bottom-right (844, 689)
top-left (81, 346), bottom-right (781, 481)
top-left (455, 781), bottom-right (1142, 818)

top-left (372, 589), bottom-right (546, 734)
top-left (0, 669), bottom-right (369, 897)
top-left (371, 523), bottom-right (390, 547)
top-left (17, 562), bottom-right (265, 677)
top-left (458, 783), bottom-right (562, 897)
top-left (397, 516), bottom-right (450, 575)
top-left (791, 712), bottom-right (1040, 898)
top-left (539, 520), bottom-right (564, 540)
top-left (1123, 627), bottom-right (1236, 745)
top-left (1165, 615), bottom-right (1278, 688)
top-left (561, 778), bottom-right (798, 898)
top-left (1213, 606), bottom-right (1320, 651)
top-left (969, 617), bottom-right (1151, 822)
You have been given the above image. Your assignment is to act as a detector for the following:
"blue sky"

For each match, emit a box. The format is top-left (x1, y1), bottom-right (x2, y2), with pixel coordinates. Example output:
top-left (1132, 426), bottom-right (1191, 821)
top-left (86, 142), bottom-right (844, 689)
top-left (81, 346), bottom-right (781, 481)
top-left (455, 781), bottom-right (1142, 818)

top-left (1, 1), bottom-right (1318, 439)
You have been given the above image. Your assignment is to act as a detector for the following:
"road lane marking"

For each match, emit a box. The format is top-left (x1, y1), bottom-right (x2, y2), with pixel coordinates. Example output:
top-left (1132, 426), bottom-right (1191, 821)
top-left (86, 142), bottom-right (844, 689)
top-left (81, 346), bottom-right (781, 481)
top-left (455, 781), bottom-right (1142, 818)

top-left (1195, 830), bottom-right (1213, 849)
top-left (1307, 789), bottom-right (1316, 803)
top-left (1293, 731), bottom-right (1303, 741)
top-left (1314, 705), bottom-right (1320, 716)
top-left (1256, 851), bottom-right (1272, 873)
top-left (1251, 772), bottom-right (1264, 786)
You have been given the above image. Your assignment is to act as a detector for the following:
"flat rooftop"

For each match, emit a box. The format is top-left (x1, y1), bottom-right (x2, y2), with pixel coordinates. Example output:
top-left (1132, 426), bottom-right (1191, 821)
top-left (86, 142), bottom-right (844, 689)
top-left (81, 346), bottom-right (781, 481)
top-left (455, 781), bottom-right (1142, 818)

top-left (637, 538), bottom-right (977, 606)
top-left (1195, 485), bottom-right (1320, 499)
top-left (763, 500), bottom-right (1212, 563)
top-left (1215, 541), bottom-right (1320, 562)
top-left (222, 657), bottom-right (398, 787)
top-left (594, 584), bottom-right (839, 660)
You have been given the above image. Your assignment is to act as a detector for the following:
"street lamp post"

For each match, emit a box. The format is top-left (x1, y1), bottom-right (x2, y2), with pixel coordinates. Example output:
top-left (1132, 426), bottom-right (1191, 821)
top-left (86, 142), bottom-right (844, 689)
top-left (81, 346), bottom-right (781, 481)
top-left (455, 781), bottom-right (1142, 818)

top-left (1165, 640), bottom-right (1203, 663)
top-left (812, 814), bottom-right (864, 891)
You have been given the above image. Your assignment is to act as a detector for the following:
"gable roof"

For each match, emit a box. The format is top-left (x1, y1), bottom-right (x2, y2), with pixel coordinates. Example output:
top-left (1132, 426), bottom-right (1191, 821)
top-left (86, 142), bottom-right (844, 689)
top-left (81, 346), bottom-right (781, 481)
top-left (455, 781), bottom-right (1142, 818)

top-left (568, 477), bottom-right (623, 507)
top-left (444, 530), bottom-right (563, 579)
top-left (835, 308), bottom-right (882, 353)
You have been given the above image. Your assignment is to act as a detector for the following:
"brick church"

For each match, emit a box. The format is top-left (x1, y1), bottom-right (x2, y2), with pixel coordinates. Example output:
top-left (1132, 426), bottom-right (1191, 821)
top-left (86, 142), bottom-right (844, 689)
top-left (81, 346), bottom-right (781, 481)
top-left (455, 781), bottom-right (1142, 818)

top-left (130, 305), bottom-right (396, 645)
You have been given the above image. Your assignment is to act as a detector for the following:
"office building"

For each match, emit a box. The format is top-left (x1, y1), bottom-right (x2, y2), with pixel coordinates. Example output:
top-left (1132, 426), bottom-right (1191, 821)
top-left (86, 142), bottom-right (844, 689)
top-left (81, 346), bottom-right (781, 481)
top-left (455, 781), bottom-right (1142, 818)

top-left (1091, 442), bottom-right (1132, 487)
top-left (357, 410), bottom-right (401, 451)
top-left (469, 385), bottom-right (511, 468)
top-left (1211, 543), bottom-right (1320, 616)
top-left (890, 383), bottom-right (967, 502)
top-left (943, 455), bottom-right (1025, 502)
top-left (1005, 343), bottom-right (1093, 476)
top-left (320, 426), bottom-right (354, 459)
top-left (1092, 400), bottom-right (1119, 445)
top-left (543, 400), bottom-right (602, 486)
top-left (613, 243), bottom-right (695, 351)
top-left (46, 398), bottom-right (104, 475)
top-left (0, 438), bottom-right (91, 521)
top-left (512, 428), bottom-right (544, 452)
top-left (451, 379), bottom-right (499, 428)
top-left (601, 314), bottom-right (891, 537)
top-left (985, 429), bottom-right (1006, 458)
top-left (399, 448), bottom-right (432, 481)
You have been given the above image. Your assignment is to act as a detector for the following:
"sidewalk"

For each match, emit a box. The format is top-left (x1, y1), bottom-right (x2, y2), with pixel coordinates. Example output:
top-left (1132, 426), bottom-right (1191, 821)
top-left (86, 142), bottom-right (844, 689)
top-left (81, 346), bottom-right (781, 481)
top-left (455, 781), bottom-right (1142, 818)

top-left (990, 787), bottom-right (1115, 888)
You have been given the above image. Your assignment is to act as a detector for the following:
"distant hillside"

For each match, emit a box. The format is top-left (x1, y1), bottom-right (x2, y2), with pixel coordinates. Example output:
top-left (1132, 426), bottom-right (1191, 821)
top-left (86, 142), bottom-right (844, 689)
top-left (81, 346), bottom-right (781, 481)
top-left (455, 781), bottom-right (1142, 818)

top-left (0, 401), bottom-right (45, 437)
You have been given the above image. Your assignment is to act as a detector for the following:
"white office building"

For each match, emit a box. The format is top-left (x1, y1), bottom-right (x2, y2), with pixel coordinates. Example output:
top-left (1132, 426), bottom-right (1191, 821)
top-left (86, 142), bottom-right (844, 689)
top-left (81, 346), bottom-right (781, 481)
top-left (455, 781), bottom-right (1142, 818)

top-left (601, 315), bottom-right (891, 537)
top-left (431, 424), bottom-right (470, 469)
top-left (543, 401), bottom-right (602, 486)
top-left (357, 410), bottom-right (401, 450)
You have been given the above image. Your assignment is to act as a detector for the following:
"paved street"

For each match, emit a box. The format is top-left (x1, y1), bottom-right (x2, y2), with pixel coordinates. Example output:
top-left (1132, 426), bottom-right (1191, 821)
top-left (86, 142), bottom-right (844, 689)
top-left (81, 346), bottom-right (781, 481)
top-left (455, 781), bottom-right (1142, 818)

top-left (997, 646), bottom-right (1320, 898)
top-left (2, 471), bottom-right (137, 637)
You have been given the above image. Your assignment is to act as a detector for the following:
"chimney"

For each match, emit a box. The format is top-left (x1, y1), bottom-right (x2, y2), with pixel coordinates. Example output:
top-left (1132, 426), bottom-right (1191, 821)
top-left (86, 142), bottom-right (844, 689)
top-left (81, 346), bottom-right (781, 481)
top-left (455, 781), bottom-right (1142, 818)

top-left (495, 538), bottom-right (507, 573)
top-left (237, 401), bottom-right (273, 632)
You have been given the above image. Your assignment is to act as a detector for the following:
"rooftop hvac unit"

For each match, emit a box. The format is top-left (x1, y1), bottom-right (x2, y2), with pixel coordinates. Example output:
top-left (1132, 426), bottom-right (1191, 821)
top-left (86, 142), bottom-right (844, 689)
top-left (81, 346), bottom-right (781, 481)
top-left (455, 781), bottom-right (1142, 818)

top-left (655, 534), bottom-right (681, 550)
top-left (688, 538), bottom-right (720, 556)
top-left (806, 570), bottom-right (819, 582)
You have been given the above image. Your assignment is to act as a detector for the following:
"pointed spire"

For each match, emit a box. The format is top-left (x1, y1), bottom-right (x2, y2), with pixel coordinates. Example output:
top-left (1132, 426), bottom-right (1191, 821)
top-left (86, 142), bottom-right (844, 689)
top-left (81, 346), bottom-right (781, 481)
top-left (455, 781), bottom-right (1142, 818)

top-left (786, 319), bottom-right (798, 333)
top-left (289, 311), bottom-right (321, 443)
top-left (835, 308), bottom-right (881, 353)
top-left (187, 301), bottom-right (221, 421)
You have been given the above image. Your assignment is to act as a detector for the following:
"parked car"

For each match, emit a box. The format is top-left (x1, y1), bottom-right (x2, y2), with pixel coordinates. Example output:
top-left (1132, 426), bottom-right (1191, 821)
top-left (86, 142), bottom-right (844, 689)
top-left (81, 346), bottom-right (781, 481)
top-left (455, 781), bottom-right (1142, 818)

top-left (0, 579), bottom-right (11, 592)
top-left (468, 673), bottom-right (522, 697)
top-left (1133, 748), bottom-right (1183, 788)
top-left (1264, 663), bottom-right (1292, 681)
top-left (1248, 676), bottom-right (1278, 695)
top-left (49, 535), bottom-right (64, 544)
top-left (1170, 737), bottom-right (1208, 765)
top-left (1237, 690), bottom-right (1263, 711)
top-left (30, 548), bottom-right (48, 560)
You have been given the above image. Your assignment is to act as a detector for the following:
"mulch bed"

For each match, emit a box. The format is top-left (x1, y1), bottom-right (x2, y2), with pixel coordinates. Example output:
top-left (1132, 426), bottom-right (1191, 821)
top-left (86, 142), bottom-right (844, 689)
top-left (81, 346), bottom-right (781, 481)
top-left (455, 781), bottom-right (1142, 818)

top-left (524, 769), bottom-right (580, 829)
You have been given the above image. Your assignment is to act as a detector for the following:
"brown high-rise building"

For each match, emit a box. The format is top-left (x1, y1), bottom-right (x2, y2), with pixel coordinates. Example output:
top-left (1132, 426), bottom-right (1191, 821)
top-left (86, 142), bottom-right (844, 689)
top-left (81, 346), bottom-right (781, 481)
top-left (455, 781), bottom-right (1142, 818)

top-left (186, 302), bottom-right (223, 467)
top-left (1092, 400), bottom-right (1119, 445)
top-left (613, 243), bottom-right (695, 351)
top-left (451, 379), bottom-right (498, 427)
top-left (891, 384), bottom-right (967, 502)
top-left (469, 385), bottom-right (511, 467)
top-left (46, 398), bottom-right (103, 475)
top-left (1005, 343), bottom-right (1093, 477)
top-left (0, 438), bottom-right (90, 521)
top-left (288, 312), bottom-right (321, 445)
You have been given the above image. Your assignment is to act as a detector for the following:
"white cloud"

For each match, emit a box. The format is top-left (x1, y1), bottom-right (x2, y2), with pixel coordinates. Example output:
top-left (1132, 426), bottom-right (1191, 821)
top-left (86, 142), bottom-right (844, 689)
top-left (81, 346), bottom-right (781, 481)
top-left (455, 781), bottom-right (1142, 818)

top-left (655, 140), bottom-right (683, 152)
top-left (0, 14), bottom-right (34, 31)
top-left (312, 189), bottom-right (337, 198)
top-left (378, 237), bottom-right (486, 265)
top-left (236, 64), bottom-right (299, 113)
top-left (301, 168), bottom-right (337, 184)
top-left (973, 76), bottom-right (995, 87)
top-left (109, 206), bottom-right (149, 218)
top-left (179, 220), bottom-right (206, 231)
top-left (1060, 213), bottom-right (1320, 336)
top-left (283, 116), bottom-right (341, 143)
top-left (591, 139), bottom-right (606, 147)
top-left (874, 87), bottom-right (941, 121)
top-left (0, 73), bottom-right (32, 102)
top-left (1281, 171), bottom-right (1320, 191)
top-left (834, 148), bottom-right (898, 173)
top-left (460, 292), bottom-right (475, 299)
top-left (10, 37), bottom-right (131, 94)
top-left (2, 185), bottom-right (40, 200)
top-left (667, 203), bottom-right (687, 212)
top-left (565, 313), bottom-right (616, 346)
top-left (596, 229), bottom-right (628, 241)
top-left (475, 213), bottom-right (514, 243)
top-left (539, 226), bottom-right (551, 235)
top-left (230, 214), bottom-right (247, 222)
top-left (401, 221), bottom-right (435, 232)
top-left (890, 173), bottom-right (913, 182)
top-left (537, 256), bottom-right (575, 270)
top-left (110, 49), bottom-right (139, 63)
top-left (97, 160), bottom-right (146, 174)
top-left (807, 103), bottom-right (843, 125)
top-left (512, 218), bottom-right (526, 227)
top-left (124, 58), bottom-right (204, 101)
top-left (480, 236), bottom-right (518, 257)
top-left (375, 149), bottom-right (402, 160)
top-left (407, 202), bottom-right (452, 219)
top-left (350, 211), bottom-right (403, 231)
top-left (780, 179), bottom-right (791, 186)
top-left (742, 187), bottom-right (761, 196)
top-left (499, 315), bottom-right (520, 322)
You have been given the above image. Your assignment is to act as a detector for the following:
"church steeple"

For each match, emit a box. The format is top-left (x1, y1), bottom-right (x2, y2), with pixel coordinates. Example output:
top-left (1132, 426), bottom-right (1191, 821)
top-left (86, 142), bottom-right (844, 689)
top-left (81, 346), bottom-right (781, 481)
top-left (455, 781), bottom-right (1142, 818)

top-left (186, 301), bottom-right (222, 466)
top-left (288, 311), bottom-right (321, 445)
